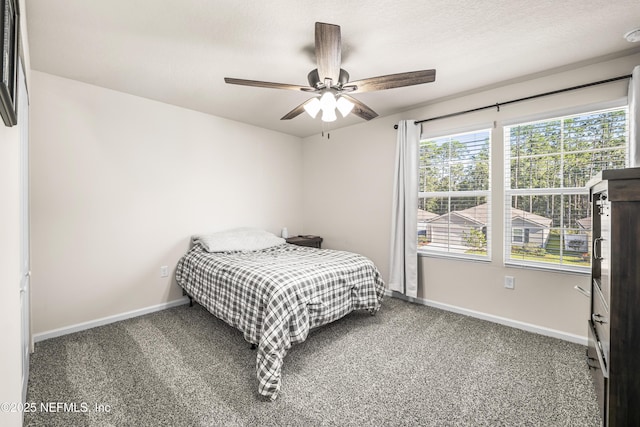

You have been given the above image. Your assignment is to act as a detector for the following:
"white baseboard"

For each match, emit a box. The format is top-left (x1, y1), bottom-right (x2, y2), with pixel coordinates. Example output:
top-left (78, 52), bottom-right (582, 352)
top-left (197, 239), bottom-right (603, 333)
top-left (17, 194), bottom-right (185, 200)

top-left (33, 292), bottom-right (587, 346)
top-left (33, 297), bottom-right (191, 343)
top-left (385, 290), bottom-right (587, 346)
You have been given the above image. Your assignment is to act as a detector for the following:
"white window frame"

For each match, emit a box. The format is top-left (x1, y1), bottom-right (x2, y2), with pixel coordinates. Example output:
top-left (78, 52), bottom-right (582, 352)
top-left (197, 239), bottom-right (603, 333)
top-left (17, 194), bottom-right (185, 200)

top-left (504, 106), bottom-right (628, 272)
top-left (418, 128), bottom-right (491, 262)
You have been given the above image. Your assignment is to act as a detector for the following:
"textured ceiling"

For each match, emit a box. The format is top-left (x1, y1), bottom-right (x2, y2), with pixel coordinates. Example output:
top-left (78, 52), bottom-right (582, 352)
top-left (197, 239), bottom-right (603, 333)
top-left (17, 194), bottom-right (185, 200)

top-left (26, 0), bottom-right (640, 138)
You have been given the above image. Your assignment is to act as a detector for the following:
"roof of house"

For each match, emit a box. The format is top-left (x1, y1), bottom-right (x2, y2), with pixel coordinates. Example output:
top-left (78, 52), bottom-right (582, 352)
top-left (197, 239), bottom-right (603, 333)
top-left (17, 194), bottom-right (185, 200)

top-left (418, 209), bottom-right (439, 222)
top-left (510, 207), bottom-right (553, 228)
top-left (424, 203), bottom-right (552, 227)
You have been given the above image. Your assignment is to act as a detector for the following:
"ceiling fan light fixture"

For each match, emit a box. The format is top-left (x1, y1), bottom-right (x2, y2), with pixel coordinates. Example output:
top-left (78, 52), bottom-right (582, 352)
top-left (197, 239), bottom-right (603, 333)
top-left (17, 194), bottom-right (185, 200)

top-left (319, 91), bottom-right (337, 110)
top-left (321, 108), bottom-right (337, 122)
top-left (336, 96), bottom-right (354, 117)
top-left (304, 98), bottom-right (321, 118)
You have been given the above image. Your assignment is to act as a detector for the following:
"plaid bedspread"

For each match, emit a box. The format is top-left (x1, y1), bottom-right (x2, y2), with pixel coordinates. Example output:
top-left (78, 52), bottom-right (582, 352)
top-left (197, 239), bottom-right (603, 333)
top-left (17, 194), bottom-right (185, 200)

top-left (175, 243), bottom-right (385, 400)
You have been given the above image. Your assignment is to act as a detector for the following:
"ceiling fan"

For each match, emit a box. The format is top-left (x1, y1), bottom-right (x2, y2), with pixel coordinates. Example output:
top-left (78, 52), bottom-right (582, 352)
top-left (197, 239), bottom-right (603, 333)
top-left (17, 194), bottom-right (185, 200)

top-left (224, 22), bottom-right (436, 122)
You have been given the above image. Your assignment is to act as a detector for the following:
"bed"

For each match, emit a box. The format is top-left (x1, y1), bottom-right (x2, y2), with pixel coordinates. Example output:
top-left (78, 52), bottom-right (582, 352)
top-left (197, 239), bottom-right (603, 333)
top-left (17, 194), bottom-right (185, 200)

top-left (175, 228), bottom-right (385, 401)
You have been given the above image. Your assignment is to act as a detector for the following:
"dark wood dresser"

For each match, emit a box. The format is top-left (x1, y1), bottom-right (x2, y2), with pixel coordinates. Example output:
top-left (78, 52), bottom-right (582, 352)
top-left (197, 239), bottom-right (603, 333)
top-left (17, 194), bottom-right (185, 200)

top-left (285, 235), bottom-right (323, 249)
top-left (587, 167), bottom-right (640, 426)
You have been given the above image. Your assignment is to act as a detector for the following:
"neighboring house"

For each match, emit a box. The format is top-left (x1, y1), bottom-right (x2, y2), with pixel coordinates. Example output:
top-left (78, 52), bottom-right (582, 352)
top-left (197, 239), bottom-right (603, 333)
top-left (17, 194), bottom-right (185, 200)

top-left (417, 209), bottom-right (439, 237)
top-left (421, 204), bottom-right (489, 250)
top-left (509, 207), bottom-right (553, 248)
top-left (419, 203), bottom-right (552, 250)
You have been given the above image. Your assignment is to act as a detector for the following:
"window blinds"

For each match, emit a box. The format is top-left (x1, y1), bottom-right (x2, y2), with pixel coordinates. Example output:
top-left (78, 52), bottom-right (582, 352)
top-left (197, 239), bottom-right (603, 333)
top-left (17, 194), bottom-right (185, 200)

top-left (418, 129), bottom-right (491, 259)
top-left (504, 107), bottom-right (627, 271)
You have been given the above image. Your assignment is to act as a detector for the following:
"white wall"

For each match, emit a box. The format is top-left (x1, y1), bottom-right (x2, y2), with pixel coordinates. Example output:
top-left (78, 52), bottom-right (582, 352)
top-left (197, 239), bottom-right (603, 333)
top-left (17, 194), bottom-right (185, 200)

top-left (302, 51), bottom-right (640, 339)
top-left (30, 71), bottom-right (303, 335)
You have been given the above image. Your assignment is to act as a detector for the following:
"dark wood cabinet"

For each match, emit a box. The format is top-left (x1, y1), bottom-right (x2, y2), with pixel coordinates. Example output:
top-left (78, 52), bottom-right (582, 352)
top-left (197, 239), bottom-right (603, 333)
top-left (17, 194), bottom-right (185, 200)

top-left (587, 167), bottom-right (640, 426)
top-left (286, 235), bottom-right (323, 249)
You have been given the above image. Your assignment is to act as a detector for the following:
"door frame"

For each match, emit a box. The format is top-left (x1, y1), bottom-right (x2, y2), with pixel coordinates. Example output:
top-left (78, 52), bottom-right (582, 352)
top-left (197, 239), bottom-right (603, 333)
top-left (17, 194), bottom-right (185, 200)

top-left (18, 56), bottom-right (30, 403)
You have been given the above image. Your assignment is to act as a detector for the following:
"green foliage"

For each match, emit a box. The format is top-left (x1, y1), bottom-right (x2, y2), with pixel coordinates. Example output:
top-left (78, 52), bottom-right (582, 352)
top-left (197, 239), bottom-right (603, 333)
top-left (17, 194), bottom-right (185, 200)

top-left (418, 132), bottom-right (490, 216)
top-left (463, 228), bottom-right (486, 249)
top-left (522, 243), bottom-right (546, 256)
top-left (509, 247), bottom-right (589, 266)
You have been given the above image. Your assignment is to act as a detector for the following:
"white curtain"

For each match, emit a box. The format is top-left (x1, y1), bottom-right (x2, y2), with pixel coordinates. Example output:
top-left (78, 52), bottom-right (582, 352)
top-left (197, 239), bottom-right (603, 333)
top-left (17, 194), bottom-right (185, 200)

top-left (389, 120), bottom-right (419, 298)
top-left (629, 65), bottom-right (640, 167)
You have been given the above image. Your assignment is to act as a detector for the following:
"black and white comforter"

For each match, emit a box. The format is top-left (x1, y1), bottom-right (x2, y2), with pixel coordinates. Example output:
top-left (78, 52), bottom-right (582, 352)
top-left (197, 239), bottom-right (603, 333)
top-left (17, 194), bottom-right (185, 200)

top-left (175, 243), bottom-right (385, 400)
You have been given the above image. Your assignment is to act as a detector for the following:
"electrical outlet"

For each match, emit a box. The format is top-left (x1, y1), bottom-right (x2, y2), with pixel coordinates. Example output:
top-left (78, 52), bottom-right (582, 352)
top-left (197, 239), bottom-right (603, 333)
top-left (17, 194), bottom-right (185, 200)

top-left (160, 266), bottom-right (169, 278)
top-left (504, 276), bottom-right (515, 290)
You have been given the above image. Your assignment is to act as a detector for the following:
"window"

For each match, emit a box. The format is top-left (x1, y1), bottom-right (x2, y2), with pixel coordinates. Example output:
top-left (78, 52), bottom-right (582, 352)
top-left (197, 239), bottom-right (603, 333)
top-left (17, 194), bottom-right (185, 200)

top-left (512, 228), bottom-right (530, 243)
top-left (504, 107), bottom-right (628, 271)
top-left (418, 129), bottom-right (491, 260)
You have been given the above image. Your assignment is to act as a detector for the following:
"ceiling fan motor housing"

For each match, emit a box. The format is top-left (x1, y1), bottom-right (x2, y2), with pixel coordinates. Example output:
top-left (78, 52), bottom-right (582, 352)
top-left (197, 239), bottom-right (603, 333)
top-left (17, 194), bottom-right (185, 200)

top-left (307, 69), bottom-right (320, 88)
top-left (307, 68), bottom-right (350, 89)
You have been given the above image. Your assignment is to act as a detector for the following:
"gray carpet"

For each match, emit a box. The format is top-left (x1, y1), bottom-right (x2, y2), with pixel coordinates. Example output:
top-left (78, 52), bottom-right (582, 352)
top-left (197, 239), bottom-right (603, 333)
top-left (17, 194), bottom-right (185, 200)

top-left (25, 298), bottom-right (601, 426)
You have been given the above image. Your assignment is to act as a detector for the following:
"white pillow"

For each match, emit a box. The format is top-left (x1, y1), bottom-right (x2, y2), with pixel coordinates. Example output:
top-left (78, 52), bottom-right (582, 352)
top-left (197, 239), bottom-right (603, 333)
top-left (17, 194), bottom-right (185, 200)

top-left (192, 227), bottom-right (286, 252)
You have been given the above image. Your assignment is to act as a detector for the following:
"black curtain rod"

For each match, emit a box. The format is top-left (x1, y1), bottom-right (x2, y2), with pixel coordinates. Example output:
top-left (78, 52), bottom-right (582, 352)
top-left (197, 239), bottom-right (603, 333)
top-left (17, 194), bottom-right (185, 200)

top-left (393, 74), bottom-right (632, 129)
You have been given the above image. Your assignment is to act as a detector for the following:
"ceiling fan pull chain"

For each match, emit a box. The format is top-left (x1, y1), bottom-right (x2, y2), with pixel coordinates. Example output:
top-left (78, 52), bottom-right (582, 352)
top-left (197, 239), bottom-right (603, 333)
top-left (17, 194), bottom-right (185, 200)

top-left (321, 121), bottom-right (331, 139)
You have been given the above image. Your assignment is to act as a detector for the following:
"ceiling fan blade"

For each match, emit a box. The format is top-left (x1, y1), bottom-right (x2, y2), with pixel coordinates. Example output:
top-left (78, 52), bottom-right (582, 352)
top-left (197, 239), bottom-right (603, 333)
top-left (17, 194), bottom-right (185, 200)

top-left (224, 77), bottom-right (311, 91)
top-left (341, 95), bottom-right (378, 121)
top-left (281, 98), bottom-right (315, 120)
top-left (315, 22), bottom-right (341, 84)
top-left (347, 69), bottom-right (436, 93)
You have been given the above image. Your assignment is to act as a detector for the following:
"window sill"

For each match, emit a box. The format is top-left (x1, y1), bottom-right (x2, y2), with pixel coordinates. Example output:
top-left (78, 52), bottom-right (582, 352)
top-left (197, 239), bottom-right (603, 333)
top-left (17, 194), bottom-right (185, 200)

top-left (418, 252), bottom-right (591, 275)
top-left (418, 250), bottom-right (490, 264)
top-left (503, 260), bottom-right (590, 276)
